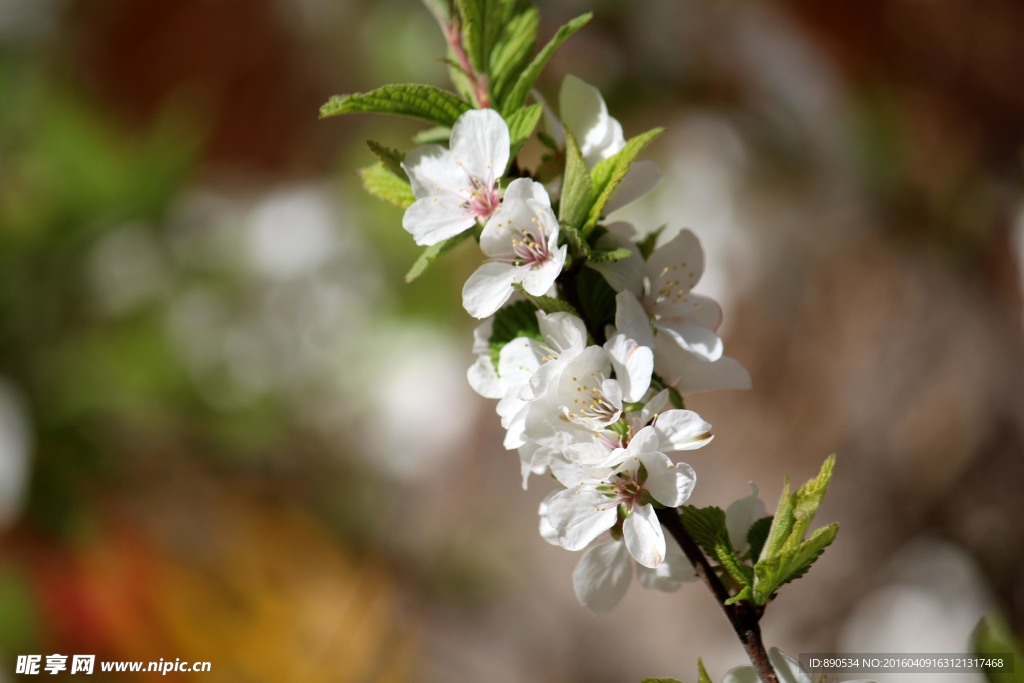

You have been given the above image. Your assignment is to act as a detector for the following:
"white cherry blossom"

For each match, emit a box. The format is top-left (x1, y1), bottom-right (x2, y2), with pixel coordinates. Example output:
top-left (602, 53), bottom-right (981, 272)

top-left (402, 108), bottom-right (509, 246)
top-left (462, 178), bottom-right (567, 319)
top-left (543, 428), bottom-right (697, 567)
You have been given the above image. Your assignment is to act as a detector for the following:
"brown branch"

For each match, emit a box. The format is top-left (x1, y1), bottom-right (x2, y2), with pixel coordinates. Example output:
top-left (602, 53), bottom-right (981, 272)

top-left (656, 508), bottom-right (779, 683)
top-left (444, 20), bottom-right (491, 109)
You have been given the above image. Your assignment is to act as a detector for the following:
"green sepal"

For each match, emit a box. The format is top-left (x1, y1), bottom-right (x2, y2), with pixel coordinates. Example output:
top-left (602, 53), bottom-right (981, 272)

top-left (319, 84), bottom-right (472, 127)
top-left (746, 516), bottom-right (773, 562)
top-left (559, 131), bottom-right (593, 231)
top-left (679, 505), bottom-right (728, 559)
top-left (358, 163), bottom-right (415, 209)
top-left (587, 246), bottom-right (634, 263)
top-left (405, 231), bottom-right (473, 283)
top-left (724, 586), bottom-right (753, 606)
top-left (512, 283), bottom-right (580, 316)
top-left (637, 225), bottom-right (665, 260)
top-left (505, 103), bottom-right (543, 159)
top-left (366, 140), bottom-right (407, 180)
top-left (502, 12), bottom-right (593, 116)
top-left (698, 659), bottom-right (713, 683)
top-left (489, 300), bottom-right (544, 368)
top-left (584, 127), bottom-right (663, 234)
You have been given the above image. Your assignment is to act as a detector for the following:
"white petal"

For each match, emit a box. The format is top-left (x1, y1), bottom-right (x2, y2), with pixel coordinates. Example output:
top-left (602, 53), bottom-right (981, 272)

top-left (654, 292), bottom-right (723, 332)
top-left (560, 75), bottom-right (624, 165)
top-left (638, 451), bottom-right (696, 508)
top-left (722, 666), bottom-right (761, 683)
top-left (449, 108), bottom-right (510, 182)
top-left (564, 440), bottom-right (619, 469)
top-left (726, 482), bottom-right (766, 555)
top-left (572, 540), bottom-right (633, 615)
top-left (655, 336), bottom-right (751, 394)
top-left (521, 245), bottom-right (566, 295)
top-left (497, 337), bottom-right (544, 386)
top-left (651, 409), bottom-right (713, 452)
top-left (466, 355), bottom-right (505, 399)
top-left (403, 196), bottom-right (477, 246)
top-left (604, 333), bottom-right (653, 403)
top-left (537, 492), bottom-right (561, 545)
top-left (471, 319), bottom-right (494, 354)
top-left (537, 311), bottom-right (588, 359)
top-left (546, 487), bottom-right (618, 551)
top-left (768, 648), bottom-right (813, 683)
top-left (605, 159), bottom-right (660, 214)
top-left (636, 541), bottom-right (696, 592)
top-left (462, 262), bottom-right (518, 318)
top-left (646, 228), bottom-right (705, 294)
top-left (401, 144), bottom-right (468, 198)
top-left (627, 426), bottom-right (661, 454)
top-left (623, 503), bottom-right (666, 568)
top-left (614, 291), bottom-right (655, 349)
top-left (657, 323), bottom-right (723, 360)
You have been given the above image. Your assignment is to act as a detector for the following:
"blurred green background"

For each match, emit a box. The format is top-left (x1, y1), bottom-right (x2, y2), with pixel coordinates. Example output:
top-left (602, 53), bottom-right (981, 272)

top-left (1, 1), bottom-right (1023, 681)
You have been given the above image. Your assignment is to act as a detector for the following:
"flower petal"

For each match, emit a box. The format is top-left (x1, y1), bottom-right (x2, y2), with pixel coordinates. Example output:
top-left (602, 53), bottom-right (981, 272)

top-left (521, 244), bottom-right (566, 295)
top-left (726, 482), bottom-right (766, 555)
top-left (604, 159), bottom-right (660, 214)
top-left (604, 332), bottom-right (653, 403)
top-left (638, 451), bottom-right (696, 508)
top-left (646, 228), bottom-right (705, 295)
top-left (651, 409), bottom-right (713, 452)
top-left (614, 291), bottom-right (655, 349)
top-left (449, 109), bottom-right (510, 183)
top-left (636, 541), bottom-right (696, 592)
top-left (462, 262), bottom-right (518, 318)
top-left (623, 503), bottom-right (666, 568)
top-left (654, 335), bottom-right (751, 394)
top-left (403, 195), bottom-right (477, 246)
top-left (572, 540), bottom-right (633, 615)
top-left (559, 75), bottom-right (624, 165)
top-left (546, 487), bottom-right (618, 551)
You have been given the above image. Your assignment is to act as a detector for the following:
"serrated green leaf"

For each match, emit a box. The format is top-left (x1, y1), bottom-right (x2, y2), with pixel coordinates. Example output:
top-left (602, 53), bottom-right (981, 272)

top-left (512, 283), bottom-right (579, 316)
top-left (366, 140), bottom-right (407, 180)
top-left (502, 13), bottom-right (592, 115)
top-left (759, 478), bottom-right (793, 563)
top-left (786, 454), bottom-right (836, 551)
top-left (489, 7), bottom-right (539, 107)
top-left (715, 536), bottom-right (753, 587)
top-left (559, 132), bottom-right (593, 230)
top-left (637, 225), bottom-right (665, 260)
top-left (358, 163), bottom-right (415, 209)
top-left (746, 516), bottom-right (773, 562)
top-left (588, 247), bottom-right (633, 263)
top-left (574, 266), bottom-right (617, 342)
top-left (489, 300), bottom-right (543, 367)
top-left (584, 127), bottom-right (663, 234)
top-left (405, 231), bottom-right (472, 283)
top-left (320, 84), bottom-right (471, 127)
top-left (698, 660), bottom-right (713, 683)
top-left (752, 523), bottom-right (838, 604)
top-left (679, 505), bottom-right (728, 559)
top-left (505, 103), bottom-right (543, 159)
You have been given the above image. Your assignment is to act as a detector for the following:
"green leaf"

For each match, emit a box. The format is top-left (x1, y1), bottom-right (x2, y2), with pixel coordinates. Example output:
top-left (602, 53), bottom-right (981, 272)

top-left (358, 163), bottom-right (415, 209)
top-left (752, 523), bottom-right (838, 604)
top-left (972, 616), bottom-right (1024, 682)
top-left (413, 126), bottom-right (453, 145)
top-left (489, 6), bottom-right (540, 107)
top-left (512, 283), bottom-right (580, 316)
top-left (786, 453), bottom-right (836, 551)
top-left (319, 84), bottom-right (471, 127)
top-left (405, 231), bottom-right (472, 283)
top-left (366, 140), bottom-right (407, 180)
top-left (698, 660), bottom-right (713, 683)
top-left (746, 516), bottom-right (773, 562)
top-left (505, 103), bottom-right (543, 158)
top-left (584, 127), bottom-right (663, 233)
top-left (715, 536), bottom-right (753, 587)
top-left (489, 300), bottom-right (543, 367)
top-left (455, 0), bottom-right (505, 75)
top-left (502, 13), bottom-right (593, 115)
top-left (637, 225), bottom-right (665, 260)
top-left (559, 132), bottom-right (593, 230)
top-left (574, 266), bottom-right (617, 341)
top-left (723, 586), bottom-right (753, 606)
top-left (588, 247), bottom-right (634, 263)
top-left (759, 478), bottom-right (794, 563)
top-left (679, 505), bottom-right (728, 559)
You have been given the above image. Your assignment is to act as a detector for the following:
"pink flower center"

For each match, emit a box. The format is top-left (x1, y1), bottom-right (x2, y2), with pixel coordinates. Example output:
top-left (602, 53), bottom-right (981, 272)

top-left (466, 176), bottom-right (501, 222)
top-left (511, 228), bottom-right (551, 268)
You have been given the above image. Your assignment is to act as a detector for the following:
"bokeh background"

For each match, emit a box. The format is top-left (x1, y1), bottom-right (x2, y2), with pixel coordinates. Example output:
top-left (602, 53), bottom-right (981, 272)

top-left (1, 0), bottom-right (1023, 681)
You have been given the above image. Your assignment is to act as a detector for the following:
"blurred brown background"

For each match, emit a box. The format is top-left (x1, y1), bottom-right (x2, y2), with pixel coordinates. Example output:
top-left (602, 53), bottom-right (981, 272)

top-left (1, 0), bottom-right (1022, 681)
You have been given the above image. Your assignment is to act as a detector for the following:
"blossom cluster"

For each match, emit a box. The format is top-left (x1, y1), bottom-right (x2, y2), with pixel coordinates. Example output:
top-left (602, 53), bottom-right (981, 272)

top-left (400, 77), bottom-right (751, 613)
